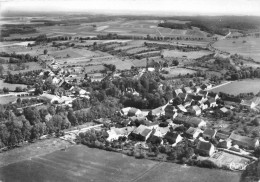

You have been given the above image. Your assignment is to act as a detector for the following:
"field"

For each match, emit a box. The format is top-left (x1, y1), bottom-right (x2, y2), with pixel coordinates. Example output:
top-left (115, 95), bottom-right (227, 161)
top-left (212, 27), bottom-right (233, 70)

top-left (162, 50), bottom-right (212, 59)
top-left (2, 62), bottom-right (42, 75)
top-left (0, 95), bottom-right (17, 105)
top-left (162, 67), bottom-right (196, 78)
top-left (211, 79), bottom-right (260, 95)
top-left (5, 19), bottom-right (212, 43)
top-left (0, 145), bottom-right (241, 182)
top-left (0, 80), bottom-right (27, 90)
top-left (213, 37), bottom-right (260, 61)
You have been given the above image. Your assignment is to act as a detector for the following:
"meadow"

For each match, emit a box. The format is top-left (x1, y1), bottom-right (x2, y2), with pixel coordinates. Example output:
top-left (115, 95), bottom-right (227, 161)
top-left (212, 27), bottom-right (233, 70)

top-left (162, 49), bottom-right (212, 59)
top-left (211, 79), bottom-right (260, 95)
top-left (0, 145), bottom-right (241, 182)
top-left (162, 67), bottom-right (196, 78)
top-left (0, 80), bottom-right (27, 90)
top-left (213, 37), bottom-right (260, 62)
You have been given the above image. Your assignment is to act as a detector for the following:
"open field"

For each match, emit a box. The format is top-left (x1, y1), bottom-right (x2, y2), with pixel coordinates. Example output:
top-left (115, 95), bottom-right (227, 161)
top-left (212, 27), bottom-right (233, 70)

top-left (211, 79), bottom-right (260, 95)
top-left (4, 19), bottom-right (212, 43)
top-left (162, 67), bottom-right (196, 78)
top-left (162, 49), bottom-right (212, 59)
top-left (0, 145), bottom-right (241, 182)
top-left (0, 95), bottom-right (17, 105)
top-left (213, 37), bottom-right (260, 61)
top-left (2, 62), bottom-right (42, 74)
top-left (0, 80), bottom-right (27, 90)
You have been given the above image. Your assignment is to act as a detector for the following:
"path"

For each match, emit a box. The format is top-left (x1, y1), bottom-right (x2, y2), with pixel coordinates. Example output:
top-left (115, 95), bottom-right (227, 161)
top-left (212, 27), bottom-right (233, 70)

top-left (207, 81), bottom-right (233, 91)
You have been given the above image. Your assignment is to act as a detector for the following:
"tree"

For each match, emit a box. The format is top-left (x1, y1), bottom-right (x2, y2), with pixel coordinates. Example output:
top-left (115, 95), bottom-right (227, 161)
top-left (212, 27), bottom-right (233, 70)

top-left (67, 109), bottom-right (78, 126)
top-left (3, 87), bottom-right (9, 93)
top-left (0, 64), bottom-right (4, 76)
top-left (43, 49), bottom-right (48, 55)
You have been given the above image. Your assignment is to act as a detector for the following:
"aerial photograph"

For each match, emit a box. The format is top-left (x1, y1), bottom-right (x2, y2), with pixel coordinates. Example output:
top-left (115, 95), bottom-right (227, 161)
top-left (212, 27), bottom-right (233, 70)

top-left (0, 0), bottom-right (260, 181)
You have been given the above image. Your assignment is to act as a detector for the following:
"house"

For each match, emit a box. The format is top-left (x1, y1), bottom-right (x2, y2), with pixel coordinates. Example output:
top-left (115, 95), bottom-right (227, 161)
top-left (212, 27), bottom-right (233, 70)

top-left (164, 132), bottom-right (182, 145)
top-left (229, 133), bottom-right (259, 149)
top-left (215, 130), bottom-right (231, 140)
top-left (179, 93), bottom-right (187, 101)
top-left (203, 129), bottom-right (217, 140)
top-left (130, 125), bottom-right (152, 141)
top-left (154, 127), bottom-right (170, 137)
top-left (174, 89), bottom-right (183, 97)
top-left (196, 141), bottom-right (215, 156)
top-left (208, 92), bottom-right (219, 100)
top-left (189, 117), bottom-right (206, 129)
top-left (183, 97), bottom-right (194, 108)
top-left (186, 127), bottom-right (203, 139)
top-left (121, 107), bottom-right (142, 117)
top-left (182, 87), bottom-right (193, 94)
top-left (219, 107), bottom-right (229, 114)
top-left (198, 90), bottom-right (208, 97)
top-left (217, 139), bottom-right (232, 149)
top-left (177, 105), bottom-right (187, 113)
top-left (201, 83), bottom-right (212, 90)
top-left (206, 98), bottom-right (218, 108)
top-left (147, 133), bottom-right (163, 145)
top-left (190, 105), bottom-right (201, 116)
top-left (199, 99), bottom-right (209, 111)
top-left (164, 105), bottom-right (178, 118)
top-left (148, 106), bottom-right (166, 117)
top-left (241, 97), bottom-right (260, 109)
top-left (128, 108), bottom-right (142, 117)
top-left (193, 86), bottom-right (201, 93)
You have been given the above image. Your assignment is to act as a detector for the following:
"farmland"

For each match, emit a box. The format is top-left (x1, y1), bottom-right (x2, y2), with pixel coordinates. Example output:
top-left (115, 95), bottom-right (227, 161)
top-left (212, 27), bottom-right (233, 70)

top-left (162, 67), bottom-right (197, 78)
top-left (213, 37), bottom-right (260, 62)
top-left (0, 80), bottom-right (27, 90)
top-left (0, 145), bottom-right (241, 182)
top-left (0, 95), bottom-right (17, 105)
top-left (162, 49), bottom-right (212, 59)
top-left (211, 79), bottom-right (260, 95)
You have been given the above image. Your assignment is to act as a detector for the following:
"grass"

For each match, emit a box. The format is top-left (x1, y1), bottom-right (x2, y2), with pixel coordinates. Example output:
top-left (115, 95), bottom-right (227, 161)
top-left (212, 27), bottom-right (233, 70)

top-left (0, 80), bottom-right (27, 90)
top-left (213, 37), bottom-right (260, 61)
top-left (211, 79), bottom-right (260, 95)
top-left (162, 50), bottom-right (212, 59)
top-left (2, 62), bottom-right (42, 75)
top-left (0, 145), bottom-right (241, 182)
top-left (0, 95), bottom-right (17, 105)
top-left (162, 67), bottom-right (196, 78)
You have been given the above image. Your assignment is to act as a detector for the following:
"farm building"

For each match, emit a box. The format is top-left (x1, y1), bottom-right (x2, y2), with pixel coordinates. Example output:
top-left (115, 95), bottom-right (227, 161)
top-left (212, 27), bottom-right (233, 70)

top-left (229, 133), bottom-right (259, 149)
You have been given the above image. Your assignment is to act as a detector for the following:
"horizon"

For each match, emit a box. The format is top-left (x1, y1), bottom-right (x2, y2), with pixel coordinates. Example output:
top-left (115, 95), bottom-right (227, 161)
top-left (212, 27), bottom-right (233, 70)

top-left (1, 0), bottom-right (260, 17)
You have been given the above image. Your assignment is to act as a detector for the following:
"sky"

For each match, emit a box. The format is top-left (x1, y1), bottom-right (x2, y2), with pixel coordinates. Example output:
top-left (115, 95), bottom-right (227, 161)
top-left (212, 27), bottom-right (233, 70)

top-left (1, 0), bottom-right (260, 16)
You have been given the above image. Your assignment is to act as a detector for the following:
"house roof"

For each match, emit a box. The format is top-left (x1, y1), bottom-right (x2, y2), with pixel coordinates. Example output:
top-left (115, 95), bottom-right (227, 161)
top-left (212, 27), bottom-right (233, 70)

top-left (133, 125), bottom-right (151, 137)
top-left (183, 87), bottom-right (192, 93)
top-left (215, 130), bottom-right (231, 139)
top-left (198, 90), bottom-right (208, 96)
top-left (175, 89), bottom-right (183, 95)
top-left (186, 127), bottom-right (202, 135)
top-left (164, 132), bottom-right (180, 144)
top-left (197, 141), bottom-right (213, 151)
top-left (192, 105), bottom-right (201, 112)
top-left (220, 107), bottom-right (229, 113)
top-left (203, 129), bottom-right (216, 137)
top-left (208, 92), bottom-right (218, 98)
top-left (208, 98), bottom-right (216, 104)
top-left (177, 105), bottom-right (187, 112)
top-left (189, 117), bottom-right (205, 126)
top-left (229, 133), bottom-right (257, 147)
